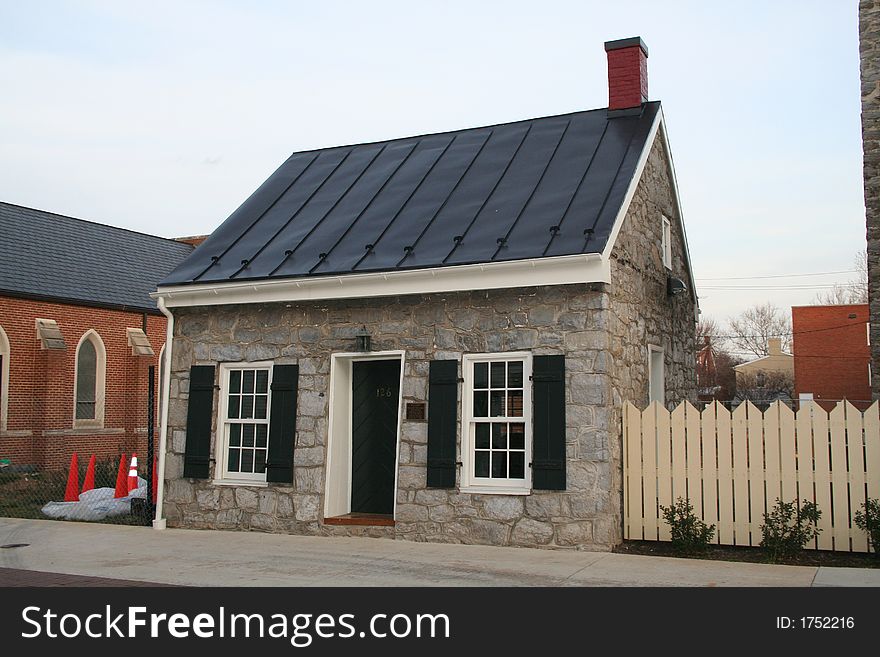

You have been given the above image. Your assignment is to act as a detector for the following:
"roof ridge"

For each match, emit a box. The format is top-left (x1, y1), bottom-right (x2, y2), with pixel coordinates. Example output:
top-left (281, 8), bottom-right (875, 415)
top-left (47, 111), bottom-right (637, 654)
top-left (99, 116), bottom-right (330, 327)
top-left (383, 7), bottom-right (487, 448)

top-left (0, 201), bottom-right (194, 248)
top-left (283, 102), bottom-right (661, 157)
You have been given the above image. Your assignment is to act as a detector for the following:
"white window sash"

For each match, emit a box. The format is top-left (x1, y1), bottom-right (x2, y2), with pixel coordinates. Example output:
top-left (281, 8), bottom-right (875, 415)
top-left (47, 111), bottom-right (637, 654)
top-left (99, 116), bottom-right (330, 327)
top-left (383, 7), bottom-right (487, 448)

top-left (460, 352), bottom-right (532, 494)
top-left (214, 361), bottom-right (273, 484)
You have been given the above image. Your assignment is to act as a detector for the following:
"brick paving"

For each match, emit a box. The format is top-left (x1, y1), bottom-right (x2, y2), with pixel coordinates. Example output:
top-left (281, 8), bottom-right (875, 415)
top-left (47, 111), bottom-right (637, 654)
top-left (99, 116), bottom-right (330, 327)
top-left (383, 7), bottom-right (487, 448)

top-left (0, 567), bottom-right (177, 587)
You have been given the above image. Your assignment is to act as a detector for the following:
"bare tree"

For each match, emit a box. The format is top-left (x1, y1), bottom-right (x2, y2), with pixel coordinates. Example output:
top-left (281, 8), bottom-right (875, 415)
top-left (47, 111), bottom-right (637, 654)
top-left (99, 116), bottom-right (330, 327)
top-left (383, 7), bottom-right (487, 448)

top-left (727, 302), bottom-right (792, 357)
top-left (812, 250), bottom-right (868, 305)
top-left (735, 370), bottom-right (795, 409)
top-left (696, 315), bottom-right (726, 350)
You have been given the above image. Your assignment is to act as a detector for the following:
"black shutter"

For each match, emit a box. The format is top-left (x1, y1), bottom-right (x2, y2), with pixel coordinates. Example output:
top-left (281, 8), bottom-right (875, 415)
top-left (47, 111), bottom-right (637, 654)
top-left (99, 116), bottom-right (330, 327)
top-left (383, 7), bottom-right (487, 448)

top-left (532, 355), bottom-right (566, 490)
top-left (427, 360), bottom-right (458, 488)
top-left (266, 364), bottom-right (298, 484)
top-left (183, 365), bottom-right (215, 479)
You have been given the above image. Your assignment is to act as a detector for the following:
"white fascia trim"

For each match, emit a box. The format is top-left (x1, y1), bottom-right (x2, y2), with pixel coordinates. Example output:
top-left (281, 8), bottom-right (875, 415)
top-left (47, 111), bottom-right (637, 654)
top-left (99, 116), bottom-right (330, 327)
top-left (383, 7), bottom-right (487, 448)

top-left (153, 253), bottom-right (609, 308)
top-left (600, 108), bottom-right (699, 310)
top-left (657, 110), bottom-right (699, 308)
top-left (601, 110), bottom-right (662, 263)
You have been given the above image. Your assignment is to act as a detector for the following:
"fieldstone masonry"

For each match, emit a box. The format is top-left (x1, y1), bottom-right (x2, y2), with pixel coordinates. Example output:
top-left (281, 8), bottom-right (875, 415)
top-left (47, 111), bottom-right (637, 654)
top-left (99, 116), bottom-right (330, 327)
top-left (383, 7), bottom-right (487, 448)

top-left (861, 0), bottom-right (880, 399)
top-left (162, 126), bottom-right (696, 549)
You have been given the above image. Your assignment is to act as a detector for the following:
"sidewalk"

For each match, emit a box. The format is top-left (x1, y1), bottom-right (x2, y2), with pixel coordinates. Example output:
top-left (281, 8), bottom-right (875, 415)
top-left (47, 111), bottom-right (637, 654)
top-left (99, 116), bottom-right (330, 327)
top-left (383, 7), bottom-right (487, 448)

top-left (1, 518), bottom-right (878, 587)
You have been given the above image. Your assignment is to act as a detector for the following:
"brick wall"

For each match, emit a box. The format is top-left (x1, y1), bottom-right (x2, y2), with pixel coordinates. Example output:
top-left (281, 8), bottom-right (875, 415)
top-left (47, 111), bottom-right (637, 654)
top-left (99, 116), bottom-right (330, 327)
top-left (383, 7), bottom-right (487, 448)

top-left (0, 295), bottom-right (166, 469)
top-left (792, 304), bottom-right (871, 409)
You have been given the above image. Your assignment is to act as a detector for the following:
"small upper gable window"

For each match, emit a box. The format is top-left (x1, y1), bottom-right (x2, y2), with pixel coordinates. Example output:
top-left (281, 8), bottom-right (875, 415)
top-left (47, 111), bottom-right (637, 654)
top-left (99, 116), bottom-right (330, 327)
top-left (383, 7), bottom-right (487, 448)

top-left (662, 215), bottom-right (672, 269)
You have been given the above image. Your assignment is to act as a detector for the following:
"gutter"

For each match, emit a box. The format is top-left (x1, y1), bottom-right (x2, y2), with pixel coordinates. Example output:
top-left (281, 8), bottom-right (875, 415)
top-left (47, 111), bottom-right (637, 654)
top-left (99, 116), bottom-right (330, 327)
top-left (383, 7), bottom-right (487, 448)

top-left (153, 296), bottom-right (174, 530)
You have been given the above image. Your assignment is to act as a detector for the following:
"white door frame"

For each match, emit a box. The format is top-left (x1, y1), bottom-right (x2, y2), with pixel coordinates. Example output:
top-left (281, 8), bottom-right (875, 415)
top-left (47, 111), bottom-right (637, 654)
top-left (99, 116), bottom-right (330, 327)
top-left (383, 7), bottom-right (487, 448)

top-left (323, 350), bottom-right (406, 519)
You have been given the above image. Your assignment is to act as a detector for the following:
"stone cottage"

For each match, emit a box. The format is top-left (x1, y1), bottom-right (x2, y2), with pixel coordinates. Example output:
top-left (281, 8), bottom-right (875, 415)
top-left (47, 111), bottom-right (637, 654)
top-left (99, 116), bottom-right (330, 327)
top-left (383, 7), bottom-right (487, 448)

top-left (152, 37), bottom-right (697, 550)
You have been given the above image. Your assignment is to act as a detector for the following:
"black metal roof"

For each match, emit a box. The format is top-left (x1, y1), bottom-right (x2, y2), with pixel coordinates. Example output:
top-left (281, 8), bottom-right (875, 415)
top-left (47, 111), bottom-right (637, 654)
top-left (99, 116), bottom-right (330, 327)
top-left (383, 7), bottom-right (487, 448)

top-left (161, 102), bottom-right (660, 287)
top-left (0, 202), bottom-right (194, 312)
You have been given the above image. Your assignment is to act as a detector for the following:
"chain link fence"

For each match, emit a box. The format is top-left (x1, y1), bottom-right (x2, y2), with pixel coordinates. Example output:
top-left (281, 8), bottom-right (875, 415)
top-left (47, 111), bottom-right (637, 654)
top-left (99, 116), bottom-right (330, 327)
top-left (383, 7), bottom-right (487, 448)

top-left (0, 452), bottom-right (155, 526)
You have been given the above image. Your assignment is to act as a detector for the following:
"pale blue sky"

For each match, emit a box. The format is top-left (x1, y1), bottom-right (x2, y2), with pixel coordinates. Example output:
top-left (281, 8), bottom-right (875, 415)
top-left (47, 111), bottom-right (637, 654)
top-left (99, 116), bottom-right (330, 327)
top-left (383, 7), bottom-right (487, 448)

top-left (0, 1), bottom-right (866, 321)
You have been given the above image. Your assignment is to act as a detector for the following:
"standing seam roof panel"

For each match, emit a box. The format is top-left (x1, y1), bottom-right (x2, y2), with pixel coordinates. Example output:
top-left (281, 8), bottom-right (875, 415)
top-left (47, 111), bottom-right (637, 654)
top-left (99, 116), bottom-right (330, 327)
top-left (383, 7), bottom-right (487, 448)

top-left (158, 102), bottom-right (661, 286)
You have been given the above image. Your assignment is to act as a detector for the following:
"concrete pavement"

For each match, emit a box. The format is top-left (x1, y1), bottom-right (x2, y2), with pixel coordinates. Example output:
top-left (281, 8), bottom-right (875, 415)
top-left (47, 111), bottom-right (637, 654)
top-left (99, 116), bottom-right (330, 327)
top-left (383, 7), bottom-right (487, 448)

top-left (1, 518), bottom-right (878, 587)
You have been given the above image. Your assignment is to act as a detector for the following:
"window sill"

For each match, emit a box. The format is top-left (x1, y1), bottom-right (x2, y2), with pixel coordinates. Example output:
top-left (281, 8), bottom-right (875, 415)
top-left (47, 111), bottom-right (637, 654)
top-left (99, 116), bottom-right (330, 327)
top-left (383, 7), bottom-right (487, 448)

top-left (458, 486), bottom-right (531, 496)
top-left (211, 479), bottom-right (268, 488)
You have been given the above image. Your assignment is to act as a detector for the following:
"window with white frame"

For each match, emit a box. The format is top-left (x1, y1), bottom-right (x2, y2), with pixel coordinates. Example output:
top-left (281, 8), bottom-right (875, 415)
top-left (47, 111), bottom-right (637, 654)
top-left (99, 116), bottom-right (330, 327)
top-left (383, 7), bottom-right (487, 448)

top-left (74, 330), bottom-right (106, 427)
top-left (0, 324), bottom-right (9, 432)
top-left (648, 345), bottom-right (665, 406)
top-left (460, 352), bottom-right (532, 494)
top-left (216, 362), bottom-right (272, 483)
top-left (662, 215), bottom-right (672, 269)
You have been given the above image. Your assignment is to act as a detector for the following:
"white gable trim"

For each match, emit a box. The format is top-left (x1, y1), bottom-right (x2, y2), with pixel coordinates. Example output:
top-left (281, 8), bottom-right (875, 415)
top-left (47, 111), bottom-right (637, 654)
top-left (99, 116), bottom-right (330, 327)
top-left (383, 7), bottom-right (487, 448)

top-left (601, 109), bottom-right (698, 306)
top-left (154, 252), bottom-right (609, 309)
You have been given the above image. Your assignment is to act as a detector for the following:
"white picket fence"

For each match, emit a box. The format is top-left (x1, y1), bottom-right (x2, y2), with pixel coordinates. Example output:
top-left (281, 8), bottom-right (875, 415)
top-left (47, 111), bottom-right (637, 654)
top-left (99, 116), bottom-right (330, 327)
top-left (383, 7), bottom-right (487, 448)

top-left (622, 400), bottom-right (880, 552)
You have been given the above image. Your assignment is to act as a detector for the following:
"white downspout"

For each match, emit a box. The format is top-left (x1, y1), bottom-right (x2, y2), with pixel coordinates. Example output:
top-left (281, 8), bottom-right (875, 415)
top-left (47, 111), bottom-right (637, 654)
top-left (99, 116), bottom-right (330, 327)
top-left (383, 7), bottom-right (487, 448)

top-left (153, 296), bottom-right (174, 530)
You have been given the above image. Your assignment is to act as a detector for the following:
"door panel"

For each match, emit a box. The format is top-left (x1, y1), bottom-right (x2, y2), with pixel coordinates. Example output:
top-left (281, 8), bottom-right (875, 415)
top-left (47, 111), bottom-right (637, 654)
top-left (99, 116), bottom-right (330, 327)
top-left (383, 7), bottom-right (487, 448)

top-left (351, 360), bottom-right (400, 514)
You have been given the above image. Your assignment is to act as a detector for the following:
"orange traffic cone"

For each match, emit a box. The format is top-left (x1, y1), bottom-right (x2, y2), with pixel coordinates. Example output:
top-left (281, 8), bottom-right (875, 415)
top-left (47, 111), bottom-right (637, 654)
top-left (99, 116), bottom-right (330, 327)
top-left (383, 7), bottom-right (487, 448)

top-left (114, 453), bottom-right (128, 499)
top-left (81, 454), bottom-right (96, 494)
top-left (127, 453), bottom-right (139, 494)
top-left (63, 453), bottom-right (80, 502)
top-left (151, 454), bottom-right (158, 502)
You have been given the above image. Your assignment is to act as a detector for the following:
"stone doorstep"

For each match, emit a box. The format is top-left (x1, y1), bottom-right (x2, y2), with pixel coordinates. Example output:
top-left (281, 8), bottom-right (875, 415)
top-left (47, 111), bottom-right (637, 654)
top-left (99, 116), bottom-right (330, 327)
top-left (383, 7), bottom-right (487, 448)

top-left (322, 513), bottom-right (396, 527)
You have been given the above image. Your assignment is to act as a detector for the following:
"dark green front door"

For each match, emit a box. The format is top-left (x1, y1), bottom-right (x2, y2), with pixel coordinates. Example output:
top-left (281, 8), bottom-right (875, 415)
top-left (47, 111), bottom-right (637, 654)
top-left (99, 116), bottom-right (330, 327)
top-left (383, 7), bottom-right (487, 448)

top-left (351, 359), bottom-right (400, 515)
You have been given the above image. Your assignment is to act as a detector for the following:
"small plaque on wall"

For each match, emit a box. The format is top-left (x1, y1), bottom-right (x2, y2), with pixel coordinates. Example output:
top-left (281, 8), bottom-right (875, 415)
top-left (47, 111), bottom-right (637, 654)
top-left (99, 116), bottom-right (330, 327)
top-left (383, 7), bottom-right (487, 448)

top-left (405, 402), bottom-right (427, 421)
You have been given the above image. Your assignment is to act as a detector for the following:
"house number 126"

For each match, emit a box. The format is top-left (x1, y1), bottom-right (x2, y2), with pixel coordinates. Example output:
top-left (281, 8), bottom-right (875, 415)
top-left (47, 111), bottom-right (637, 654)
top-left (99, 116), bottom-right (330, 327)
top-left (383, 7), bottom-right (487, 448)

top-left (376, 387), bottom-right (394, 398)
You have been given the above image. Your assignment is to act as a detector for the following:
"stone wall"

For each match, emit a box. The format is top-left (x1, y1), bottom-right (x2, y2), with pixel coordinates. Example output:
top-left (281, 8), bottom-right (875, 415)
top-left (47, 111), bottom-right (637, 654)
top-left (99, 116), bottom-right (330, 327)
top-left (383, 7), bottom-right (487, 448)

top-left (860, 0), bottom-right (880, 399)
top-left (160, 120), bottom-right (696, 551)
top-left (605, 126), bottom-right (697, 537)
top-left (164, 284), bottom-right (623, 548)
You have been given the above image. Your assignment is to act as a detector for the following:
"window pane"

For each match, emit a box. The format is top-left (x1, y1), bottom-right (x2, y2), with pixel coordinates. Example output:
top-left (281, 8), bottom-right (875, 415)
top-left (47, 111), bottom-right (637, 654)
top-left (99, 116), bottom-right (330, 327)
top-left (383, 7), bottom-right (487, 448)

top-left (255, 424), bottom-right (268, 448)
top-left (227, 395), bottom-right (240, 419)
top-left (474, 451), bottom-right (489, 478)
top-left (509, 423), bottom-right (525, 449)
top-left (254, 395), bottom-right (268, 419)
top-left (474, 362), bottom-right (489, 389)
top-left (509, 452), bottom-right (525, 479)
top-left (241, 395), bottom-right (254, 419)
top-left (227, 447), bottom-right (240, 473)
top-left (240, 449), bottom-right (254, 473)
top-left (492, 423), bottom-right (507, 449)
top-left (255, 450), bottom-right (266, 474)
top-left (490, 362), bottom-right (505, 388)
top-left (75, 338), bottom-right (97, 419)
top-left (242, 370), bottom-right (255, 394)
top-left (473, 391), bottom-right (488, 417)
top-left (255, 369), bottom-right (269, 394)
top-left (490, 391), bottom-right (505, 417)
top-left (475, 423), bottom-right (490, 449)
top-left (507, 391), bottom-right (523, 417)
top-left (507, 361), bottom-right (523, 387)
top-left (229, 370), bottom-right (242, 393)
top-left (242, 424), bottom-right (255, 447)
top-left (229, 424), bottom-right (241, 447)
top-left (491, 452), bottom-right (507, 478)
top-left (76, 401), bottom-right (95, 420)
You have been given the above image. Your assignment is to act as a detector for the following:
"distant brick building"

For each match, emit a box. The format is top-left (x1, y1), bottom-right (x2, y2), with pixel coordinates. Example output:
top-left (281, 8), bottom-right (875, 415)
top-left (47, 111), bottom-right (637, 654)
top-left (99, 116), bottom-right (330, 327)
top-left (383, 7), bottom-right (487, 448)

top-left (0, 202), bottom-right (194, 469)
top-left (792, 304), bottom-right (871, 410)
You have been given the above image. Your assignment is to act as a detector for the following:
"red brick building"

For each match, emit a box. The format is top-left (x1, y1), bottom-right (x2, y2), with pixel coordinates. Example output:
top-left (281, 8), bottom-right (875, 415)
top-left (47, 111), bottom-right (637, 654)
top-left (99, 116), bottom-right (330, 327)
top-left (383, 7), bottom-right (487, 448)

top-left (0, 202), bottom-right (194, 469)
top-left (792, 304), bottom-right (871, 410)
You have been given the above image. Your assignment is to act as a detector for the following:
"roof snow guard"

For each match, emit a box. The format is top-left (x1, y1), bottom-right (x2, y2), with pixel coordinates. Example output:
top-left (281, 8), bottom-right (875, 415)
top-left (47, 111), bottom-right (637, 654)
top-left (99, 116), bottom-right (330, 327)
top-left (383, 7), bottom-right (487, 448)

top-left (160, 103), bottom-right (661, 298)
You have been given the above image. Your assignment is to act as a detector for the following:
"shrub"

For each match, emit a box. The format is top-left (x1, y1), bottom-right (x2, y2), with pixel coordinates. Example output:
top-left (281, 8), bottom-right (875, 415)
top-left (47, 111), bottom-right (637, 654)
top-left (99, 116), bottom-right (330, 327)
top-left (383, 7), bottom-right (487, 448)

top-left (760, 499), bottom-right (821, 563)
top-left (660, 497), bottom-right (716, 554)
top-left (854, 498), bottom-right (880, 557)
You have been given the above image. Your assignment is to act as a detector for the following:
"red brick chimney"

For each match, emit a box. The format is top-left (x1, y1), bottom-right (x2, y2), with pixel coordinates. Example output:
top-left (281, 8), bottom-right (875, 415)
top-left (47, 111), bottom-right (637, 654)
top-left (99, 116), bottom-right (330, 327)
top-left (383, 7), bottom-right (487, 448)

top-left (604, 37), bottom-right (649, 113)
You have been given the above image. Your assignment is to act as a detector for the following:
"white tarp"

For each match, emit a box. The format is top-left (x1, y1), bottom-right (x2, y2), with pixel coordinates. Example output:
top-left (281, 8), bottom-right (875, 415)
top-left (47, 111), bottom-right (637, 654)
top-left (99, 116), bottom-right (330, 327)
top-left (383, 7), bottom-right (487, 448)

top-left (41, 477), bottom-right (147, 521)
